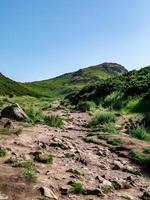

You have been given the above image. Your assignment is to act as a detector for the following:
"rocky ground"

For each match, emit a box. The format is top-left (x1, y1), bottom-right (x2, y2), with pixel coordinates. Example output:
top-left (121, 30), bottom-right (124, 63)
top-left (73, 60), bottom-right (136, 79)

top-left (0, 104), bottom-right (150, 200)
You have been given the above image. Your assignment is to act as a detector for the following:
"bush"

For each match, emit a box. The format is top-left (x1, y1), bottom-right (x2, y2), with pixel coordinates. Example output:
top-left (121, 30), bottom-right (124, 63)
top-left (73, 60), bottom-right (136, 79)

top-left (102, 92), bottom-right (124, 110)
top-left (76, 101), bottom-right (96, 112)
top-left (44, 115), bottom-right (63, 128)
top-left (129, 149), bottom-right (150, 166)
top-left (130, 126), bottom-right (150, 142)
top-left (90, 111), bottom-right (116, 126)
top-left (69, 183), bottom-right (85, 194)
top-left (0, 147), bottom-right (6, 157)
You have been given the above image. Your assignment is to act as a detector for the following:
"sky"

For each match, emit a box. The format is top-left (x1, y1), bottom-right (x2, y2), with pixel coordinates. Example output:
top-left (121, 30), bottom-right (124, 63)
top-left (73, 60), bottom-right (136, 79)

top-left (0, 0), bottom-right (150, 82)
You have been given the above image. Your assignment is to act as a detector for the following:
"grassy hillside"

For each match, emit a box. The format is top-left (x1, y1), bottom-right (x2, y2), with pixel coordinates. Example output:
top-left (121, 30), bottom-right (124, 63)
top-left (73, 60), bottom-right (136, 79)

top-left (0, 73), bottom-right (34, 96)
top-left (24, 62), bottom-right (127, 98)
top-left (66, 65), bottom-right (150, 115)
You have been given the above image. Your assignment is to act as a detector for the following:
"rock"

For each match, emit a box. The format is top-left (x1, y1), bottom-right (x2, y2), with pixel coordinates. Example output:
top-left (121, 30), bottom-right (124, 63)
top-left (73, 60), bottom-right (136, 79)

top-left (141, 191), bottom-right (150, 200)
top-left (59, 186), bottom-right (69, 195)
top-left (83, 188), bottom-right (103, 197)
top-left (0, 118), bottom-right (14, 129)
top-left (96, 176), bottom-right (112, 187)
top-left (39, 187), bottom-right (58, 199)
top-left (112, 160), bottom-right (125, 170)
top-left (1, 104), bottom-right (28, 121)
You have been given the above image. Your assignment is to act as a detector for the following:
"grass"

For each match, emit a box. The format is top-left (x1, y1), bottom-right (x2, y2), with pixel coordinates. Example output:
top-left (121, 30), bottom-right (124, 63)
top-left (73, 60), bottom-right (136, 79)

top-left (103, 122), bottom-right (117, 134)
top-left (39, 197), bottom-right (49, 200)
top-left (26, 106), bottom-right (44, 124)
top-left (0, 147), bottom-right (6, 157)
top-left (22, 170), bottom-right (37, 182)
top-left (44, 115), bottom-right (64, 128)
top-left (15, 160), bottom-right (36, 171)
top-left (90, 111), bottom-right (116, 126)
top-left (130, 126), bottom-right (150, 142)
top-left (107, 138), bottom-right (124, 146)
top-left (112, 181), bottom-right (121, 190)
top-left (69, 183), bottom-right (85, 194)
top-left (0, 128), bottom-right (22, 136)
top-left (129, 149), bottom-right (150, 166)
top-left (34, 154), bottom-right (53, 164)
top-left (76, 101), bottom-right (96, 112)
top-left (144, 146), bottom-right (150, 154)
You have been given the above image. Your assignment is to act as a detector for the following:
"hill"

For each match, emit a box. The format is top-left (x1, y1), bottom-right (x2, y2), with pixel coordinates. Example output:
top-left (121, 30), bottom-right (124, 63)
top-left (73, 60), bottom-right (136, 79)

top-left (0, 73), bottom-right (33, 96)
top-left (24, 62), bottom-right (127, 98)
top-left (66, 65), bottom-right (150, 114)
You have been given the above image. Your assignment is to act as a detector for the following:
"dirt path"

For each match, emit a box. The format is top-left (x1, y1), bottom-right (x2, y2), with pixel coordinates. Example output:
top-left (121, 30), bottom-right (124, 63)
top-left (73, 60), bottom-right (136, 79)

top-left (0, 108), bottom-right (150, 200)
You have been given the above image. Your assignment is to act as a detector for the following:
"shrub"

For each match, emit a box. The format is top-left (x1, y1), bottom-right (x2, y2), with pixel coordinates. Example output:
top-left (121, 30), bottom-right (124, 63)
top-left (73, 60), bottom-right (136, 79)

top-left (44, 115), bottom-right (63, 128)
top-left (69, 183), bottom-right (85, 194)
top-left (76, 101), bottom-right (96, 112)
top-left (102, 92), bottom-right (124, 110)
top-left (0, 147), bottom-right (6, 157)
top-left (130, 126), bottom-right (150, 142)
top-left (34, 154), bottom-right (53, 164)
top-left (129, 149), bottom-right (150, 166)
top-left (90, 111), bottom-right (116, 126)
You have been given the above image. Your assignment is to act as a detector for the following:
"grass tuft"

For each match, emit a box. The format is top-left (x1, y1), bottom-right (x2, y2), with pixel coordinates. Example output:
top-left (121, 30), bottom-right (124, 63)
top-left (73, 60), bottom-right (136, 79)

top-left (90, 111), bottom-right (116, 126)
top-left (0, 147), bottom-right (6, 157)
top-left (44, 115), bottom-right (63, 128)
top-left (69, 183), bottom-right (85, 194)
top-left (130, 126), bottom-right (150, 142)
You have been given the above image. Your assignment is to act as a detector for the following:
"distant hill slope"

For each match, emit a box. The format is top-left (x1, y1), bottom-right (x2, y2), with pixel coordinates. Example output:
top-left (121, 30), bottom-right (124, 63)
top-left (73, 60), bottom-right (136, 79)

top-left (66, 65), bottom-right (150, 105)
top-left (0, 73), bottom-right (33, 96)
top-left (24, 62), bottom-right (128, 98)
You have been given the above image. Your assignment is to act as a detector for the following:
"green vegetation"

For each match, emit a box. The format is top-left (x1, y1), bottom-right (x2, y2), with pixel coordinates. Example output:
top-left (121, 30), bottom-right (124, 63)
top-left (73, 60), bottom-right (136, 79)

top-left (39, 197), bottom-right (49, 200)
top-left (112, 181), bottom-right (121, 190)
top-left (130, 126), bottom-right (150, 142)
top-left (107, 138), bottom-right (124, 146)
top-left (129, 149), bottom-right (150, 166)
top-left (22, 170), bottom-right (37, 182)
top-left (0, 128), bottom-right (22, 136)
top-left (144, 146), bottom-right (150, 154)
top-left (76, 101), bottom-right (96, 112)
top-left (67, 66), bottom-right (150, 116)
top-left (44, 115), bottom-right (64, 128)
top-left (34, 154), bottom-right (53, 164)
top-left (26, 106), bottom-right (44, 124)
top-left (15, 160), bottom-right (36, 171)
top-left (0, 147), bottom-right (6, 157)
top-left (103, 122), bottom-right (117, 134)
top-left (90, 111), bottom-right (116, 126)
top-left (69, 183), bottom-right (85, 194)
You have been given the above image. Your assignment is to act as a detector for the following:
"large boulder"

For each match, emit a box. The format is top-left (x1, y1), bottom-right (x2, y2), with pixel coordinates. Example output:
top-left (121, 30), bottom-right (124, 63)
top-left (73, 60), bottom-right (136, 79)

top-left (1, 104), bottom-right (28, 121)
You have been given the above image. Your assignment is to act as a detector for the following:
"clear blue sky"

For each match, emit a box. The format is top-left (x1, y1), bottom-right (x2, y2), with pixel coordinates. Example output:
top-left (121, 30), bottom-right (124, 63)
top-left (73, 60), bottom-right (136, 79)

top-left (0, 0), bottom-right (150, 82)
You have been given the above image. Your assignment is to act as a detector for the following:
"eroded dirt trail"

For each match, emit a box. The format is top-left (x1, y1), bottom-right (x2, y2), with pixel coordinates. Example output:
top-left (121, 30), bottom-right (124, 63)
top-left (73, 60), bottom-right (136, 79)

top-left (0, 108), bottom-right (150, 200)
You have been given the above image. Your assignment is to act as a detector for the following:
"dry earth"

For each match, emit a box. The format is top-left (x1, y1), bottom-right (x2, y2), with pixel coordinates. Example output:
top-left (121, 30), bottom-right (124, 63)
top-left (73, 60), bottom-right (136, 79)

top-left (0, 105), bottom-right (150, 200)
